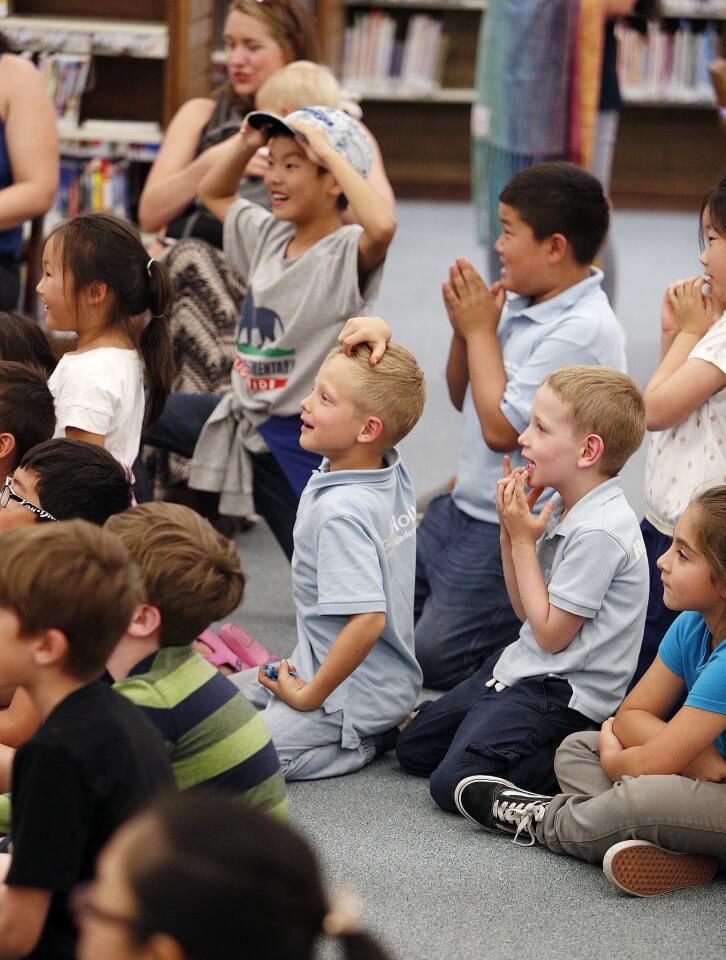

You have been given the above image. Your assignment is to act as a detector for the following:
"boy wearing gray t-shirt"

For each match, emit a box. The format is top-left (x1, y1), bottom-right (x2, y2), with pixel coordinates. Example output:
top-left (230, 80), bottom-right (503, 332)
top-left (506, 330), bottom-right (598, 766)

top-left (232, 339), bottom-right (426, 780)
top-left (187, 107), bottom-right (395, 559)
top-left (397, 365), bottom-right (649, 815)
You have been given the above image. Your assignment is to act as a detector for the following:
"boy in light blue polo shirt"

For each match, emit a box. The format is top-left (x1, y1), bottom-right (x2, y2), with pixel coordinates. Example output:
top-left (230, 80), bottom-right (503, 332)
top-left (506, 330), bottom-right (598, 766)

top-left (397, 366), bottom-right (648, 813)
top-left (232, 339), bottom-right (426, 780)
top-left (417, 162), bottom-right (626, 690)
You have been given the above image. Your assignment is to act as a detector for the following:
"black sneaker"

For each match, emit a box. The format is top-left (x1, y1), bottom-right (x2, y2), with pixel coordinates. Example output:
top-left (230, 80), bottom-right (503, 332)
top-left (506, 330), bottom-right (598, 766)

top-left (454, 775), bottom-right (552, 846)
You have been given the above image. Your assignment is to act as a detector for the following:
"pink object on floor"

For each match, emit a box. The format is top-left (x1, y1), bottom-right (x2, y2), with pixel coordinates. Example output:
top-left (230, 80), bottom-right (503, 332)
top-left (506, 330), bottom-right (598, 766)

top-left (194, 628), bottom-right (244, 673)
top-left (218, 622), bottom-right (274, 669)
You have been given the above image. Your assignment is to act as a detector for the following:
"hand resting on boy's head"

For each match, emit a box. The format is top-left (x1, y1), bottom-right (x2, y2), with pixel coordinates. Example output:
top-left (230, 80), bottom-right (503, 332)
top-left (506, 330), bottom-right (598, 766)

top-left (337, 315), bottom-right (391, 364)
top-left (442, 257), bottom-right (506, 340)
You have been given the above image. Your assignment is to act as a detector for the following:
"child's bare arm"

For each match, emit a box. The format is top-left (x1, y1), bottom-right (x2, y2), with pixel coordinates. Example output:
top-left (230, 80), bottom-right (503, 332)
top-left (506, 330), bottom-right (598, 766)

top-left (289, 122), bottom-right (396, 276)
top-left (198, 121), bottom-right (267, 223)
top-left (0, 689), bottom-right (41, 750)
top-left (644, 278), bottom-right (726, 430)
top-left (601, 707), bottom-right (726, 781)
top-left (446, 328), bottom-right (468, 411)
top-left (259, 611), bottom-right (385, 711)
top-left (0, 884), bottom-right (52, 959)
top-left (610, 656), bottom-right (726, 781)
top-left (441, 260), bottom-right (518, 451)
top-left (499, 473), bottom-right (583, 651)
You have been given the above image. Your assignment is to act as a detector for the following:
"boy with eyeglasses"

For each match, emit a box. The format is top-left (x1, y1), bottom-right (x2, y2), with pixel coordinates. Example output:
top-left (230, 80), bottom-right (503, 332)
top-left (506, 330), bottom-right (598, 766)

top-left (0, 439), bottom-right (132, 534)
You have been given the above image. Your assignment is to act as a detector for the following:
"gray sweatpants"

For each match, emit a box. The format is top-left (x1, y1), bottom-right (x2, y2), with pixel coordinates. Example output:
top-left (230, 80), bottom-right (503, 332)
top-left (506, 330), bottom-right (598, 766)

top-left (538, 730), bottom-right (726, 868)
top-left (231, 668), bottom-right (375, 781)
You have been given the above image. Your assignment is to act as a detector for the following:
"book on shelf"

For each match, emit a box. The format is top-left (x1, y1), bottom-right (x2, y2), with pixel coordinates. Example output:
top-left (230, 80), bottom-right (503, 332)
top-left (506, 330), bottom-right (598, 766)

top-left (37, 53), bottom-right (90, 132)
top-left (342, 11), bottom-right (446, 94)
top-left (616, 18), bottom-right (717, 103)
top-left (57, 156), bottom-right (130, 220)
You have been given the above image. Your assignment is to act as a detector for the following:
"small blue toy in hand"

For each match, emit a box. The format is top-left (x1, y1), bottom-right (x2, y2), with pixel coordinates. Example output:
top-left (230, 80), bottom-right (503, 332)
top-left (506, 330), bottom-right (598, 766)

top-left (261, 660), bottom-right (299, 681)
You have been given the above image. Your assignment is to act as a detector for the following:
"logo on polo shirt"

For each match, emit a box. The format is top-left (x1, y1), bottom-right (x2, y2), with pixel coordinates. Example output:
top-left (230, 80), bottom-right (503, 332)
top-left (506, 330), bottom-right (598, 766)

top-left (382, 504), bottom-right (417, 554)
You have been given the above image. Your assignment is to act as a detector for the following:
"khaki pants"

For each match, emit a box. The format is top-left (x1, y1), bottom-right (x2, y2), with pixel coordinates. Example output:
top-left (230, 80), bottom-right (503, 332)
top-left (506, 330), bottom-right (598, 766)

top-left (537, 730), bottom-right (726, 869)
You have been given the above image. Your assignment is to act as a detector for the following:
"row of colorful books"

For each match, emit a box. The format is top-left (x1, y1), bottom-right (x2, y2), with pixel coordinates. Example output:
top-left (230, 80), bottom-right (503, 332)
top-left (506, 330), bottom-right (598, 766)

top-left (56, 156), bottom-right (130, 221)
top-left (616, 19), bottom-right (718, 103)
top-left (341, 11), bottom-right (447, 94)
top-left (37, 53), bottom-right (90, 131)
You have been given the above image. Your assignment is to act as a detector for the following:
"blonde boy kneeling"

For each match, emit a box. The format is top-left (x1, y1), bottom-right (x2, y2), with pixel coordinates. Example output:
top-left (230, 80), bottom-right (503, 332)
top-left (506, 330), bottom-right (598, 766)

top-left (232, 342), bottom-right (426, 780)
top-left (398, 366), bottom-right (649, 813)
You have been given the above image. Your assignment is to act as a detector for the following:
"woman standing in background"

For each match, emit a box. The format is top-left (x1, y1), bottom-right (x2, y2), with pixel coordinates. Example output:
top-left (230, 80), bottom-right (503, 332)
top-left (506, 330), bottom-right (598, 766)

top-left (0, 36), bottom-right (58, 310)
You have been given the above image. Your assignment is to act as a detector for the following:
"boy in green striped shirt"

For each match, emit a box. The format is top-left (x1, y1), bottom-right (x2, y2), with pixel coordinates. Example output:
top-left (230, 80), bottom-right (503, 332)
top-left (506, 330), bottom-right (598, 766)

top-left (105, 502), bottom-right (288, 819)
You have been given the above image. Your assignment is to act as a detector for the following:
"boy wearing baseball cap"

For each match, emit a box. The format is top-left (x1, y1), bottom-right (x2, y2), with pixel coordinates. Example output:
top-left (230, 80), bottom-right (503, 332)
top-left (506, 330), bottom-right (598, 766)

top-left (180, 107), bottom-right (396, 560)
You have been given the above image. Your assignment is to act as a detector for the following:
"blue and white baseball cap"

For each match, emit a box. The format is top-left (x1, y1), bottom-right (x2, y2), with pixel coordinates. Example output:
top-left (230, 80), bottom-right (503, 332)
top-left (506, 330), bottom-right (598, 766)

top-left (247, 105), bottom-right (373, 179)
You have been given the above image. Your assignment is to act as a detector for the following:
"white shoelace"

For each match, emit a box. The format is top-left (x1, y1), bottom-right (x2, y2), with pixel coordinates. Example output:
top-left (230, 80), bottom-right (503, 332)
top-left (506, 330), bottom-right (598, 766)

top-left (492, 797), bottom-right (548, 847)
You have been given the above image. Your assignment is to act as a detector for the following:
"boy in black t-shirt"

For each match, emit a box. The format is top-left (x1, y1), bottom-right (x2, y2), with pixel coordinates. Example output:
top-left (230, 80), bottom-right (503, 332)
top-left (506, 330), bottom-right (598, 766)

top-left (0, 520), bottom-right (174, 960)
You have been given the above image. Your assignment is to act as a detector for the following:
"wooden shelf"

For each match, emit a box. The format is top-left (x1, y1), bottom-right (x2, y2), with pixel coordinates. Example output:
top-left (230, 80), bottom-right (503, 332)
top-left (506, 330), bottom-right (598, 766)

top-left (0, 15), bottom-right (168, 57)
top-left (344, 0), bottom-right (486, 10)
top-left (350, 86), bottom-right (474, 103)
top-left (621, 92), bottom-right (715, 108)
top-left (659, 2), bottom-right (726, 17)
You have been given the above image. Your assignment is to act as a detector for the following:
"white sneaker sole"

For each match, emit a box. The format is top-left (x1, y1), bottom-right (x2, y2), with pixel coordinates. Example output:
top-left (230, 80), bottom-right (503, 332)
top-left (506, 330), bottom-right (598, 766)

top-left (603, 840), bottom-right (718, 897)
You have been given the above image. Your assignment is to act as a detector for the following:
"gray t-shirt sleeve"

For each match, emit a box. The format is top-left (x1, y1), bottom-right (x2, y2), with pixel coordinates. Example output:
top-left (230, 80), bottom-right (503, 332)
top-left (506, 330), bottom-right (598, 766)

top-left (223, 198), bottom-right (275, 283)
top-left (500, 317), bottom-right (601, 433)
top-left (546, 529), bottom-right (627, 619)
top-left (316, 515), bottom-right (387, 616)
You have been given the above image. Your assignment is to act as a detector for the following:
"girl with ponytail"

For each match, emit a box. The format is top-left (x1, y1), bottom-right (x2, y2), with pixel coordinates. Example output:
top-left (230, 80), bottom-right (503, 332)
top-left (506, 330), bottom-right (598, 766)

top-left (75, 791), bottom-right (393, 960)
top-left (37, 212), bottom-right (173, 471)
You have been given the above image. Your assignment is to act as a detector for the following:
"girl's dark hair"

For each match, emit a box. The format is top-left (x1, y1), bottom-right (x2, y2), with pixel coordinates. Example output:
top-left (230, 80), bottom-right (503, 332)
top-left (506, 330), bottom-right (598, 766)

top-left (0, 311), bottom-right (56, 376)
top-left (124, 792), bottom-right (392, 960)
top-left (699, 175), bottom-right (726, 249)
top-left (45, 213), bottom-right (173, 426)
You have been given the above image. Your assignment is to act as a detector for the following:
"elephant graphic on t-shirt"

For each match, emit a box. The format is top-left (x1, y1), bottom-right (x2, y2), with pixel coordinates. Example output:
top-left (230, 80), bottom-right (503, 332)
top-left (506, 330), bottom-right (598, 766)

top-left (237, 287), bottom-right (283, 349)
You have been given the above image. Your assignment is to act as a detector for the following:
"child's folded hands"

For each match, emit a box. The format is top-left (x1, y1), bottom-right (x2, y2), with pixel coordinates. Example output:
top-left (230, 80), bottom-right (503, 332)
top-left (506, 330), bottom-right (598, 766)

top-left (497, 470), bottom-right (553, 545)
top-left (442, 258), bottom-right (505, 340)
top-left (666, 275), bottom-right (720, 339)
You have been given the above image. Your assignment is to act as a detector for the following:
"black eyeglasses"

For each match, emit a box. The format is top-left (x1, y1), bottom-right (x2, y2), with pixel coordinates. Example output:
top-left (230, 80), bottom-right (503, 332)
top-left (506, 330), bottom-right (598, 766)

top-left (70, 882), bottom-right (140, 933)
top-left (0, 476), bottom-right (57, 522)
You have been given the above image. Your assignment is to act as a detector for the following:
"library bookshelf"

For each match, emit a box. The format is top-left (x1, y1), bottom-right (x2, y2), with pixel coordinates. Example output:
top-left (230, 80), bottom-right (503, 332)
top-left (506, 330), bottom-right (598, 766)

top-left (1, 0), bottom-right (215, 220)
top-left (315, 0), bottom-right (726, 203)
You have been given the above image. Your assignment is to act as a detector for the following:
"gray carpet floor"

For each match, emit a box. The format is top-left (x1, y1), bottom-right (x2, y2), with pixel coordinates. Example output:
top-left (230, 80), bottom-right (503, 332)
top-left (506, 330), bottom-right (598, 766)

top-left (221, 202), bottom-right (726, 959)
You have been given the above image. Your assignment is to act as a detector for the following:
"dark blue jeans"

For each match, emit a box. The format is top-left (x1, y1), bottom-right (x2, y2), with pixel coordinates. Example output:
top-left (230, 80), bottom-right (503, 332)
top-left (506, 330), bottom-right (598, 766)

top-left (139, 391), bottom-right (299, 559)
top-left (414, 493), bottom-right (521, 689)
top-left (396, 650), bottom-right (592, 812)
top-left (627, 517), bottom-right (679, 693)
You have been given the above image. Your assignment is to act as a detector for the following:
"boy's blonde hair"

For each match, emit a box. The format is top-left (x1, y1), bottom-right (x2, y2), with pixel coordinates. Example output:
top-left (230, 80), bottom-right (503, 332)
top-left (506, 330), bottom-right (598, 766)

top-left (333, 341), bottom-right (426, 450)
top-left (106, 503), bottom-right (246, 648)
top-left (256, 61), bottom-right (341, 114)
top-left (0, 520), bottom-right (142, 680)
top-left (543, 365), bottom-right (645, 476)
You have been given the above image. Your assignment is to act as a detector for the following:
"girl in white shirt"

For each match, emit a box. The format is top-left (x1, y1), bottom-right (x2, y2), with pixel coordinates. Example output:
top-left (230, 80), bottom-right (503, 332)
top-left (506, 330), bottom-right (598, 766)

top-left (633, 176), bottom-right (726, 686)
top-left (37, 213), bottom-right (173, 470)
